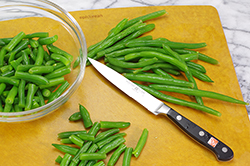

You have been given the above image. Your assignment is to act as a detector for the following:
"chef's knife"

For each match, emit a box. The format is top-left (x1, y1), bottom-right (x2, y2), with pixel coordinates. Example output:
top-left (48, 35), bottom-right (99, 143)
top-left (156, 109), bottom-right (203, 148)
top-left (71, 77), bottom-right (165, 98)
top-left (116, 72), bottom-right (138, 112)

top-left (88, 58), bottom-right (234, 162)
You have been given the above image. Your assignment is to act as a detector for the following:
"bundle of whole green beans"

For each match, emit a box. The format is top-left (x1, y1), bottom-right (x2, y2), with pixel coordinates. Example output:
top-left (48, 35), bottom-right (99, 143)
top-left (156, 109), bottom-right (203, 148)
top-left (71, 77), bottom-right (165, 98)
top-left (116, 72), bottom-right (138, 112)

top-left (0, 32), bottom-right (73, 113)
top-left (53, 104), bottom-right (148, 166)
top-left (79, 9), bottom-right (248, 117)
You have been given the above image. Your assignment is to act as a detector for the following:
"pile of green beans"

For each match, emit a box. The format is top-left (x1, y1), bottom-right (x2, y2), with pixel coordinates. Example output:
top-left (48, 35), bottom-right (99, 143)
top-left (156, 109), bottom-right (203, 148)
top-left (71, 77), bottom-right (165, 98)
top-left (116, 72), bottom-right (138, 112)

top-left (0, 31), bottom-right (73, 113)
top-left (53, 104), bottom-right (148, 166)
top-left (80, 9), bottom-right (248, 117)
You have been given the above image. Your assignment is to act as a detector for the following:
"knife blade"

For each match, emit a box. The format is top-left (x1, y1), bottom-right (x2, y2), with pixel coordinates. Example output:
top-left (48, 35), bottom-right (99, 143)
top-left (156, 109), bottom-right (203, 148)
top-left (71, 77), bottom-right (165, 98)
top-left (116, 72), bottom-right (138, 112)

top-left (88, 57), bottom-right (234, 162)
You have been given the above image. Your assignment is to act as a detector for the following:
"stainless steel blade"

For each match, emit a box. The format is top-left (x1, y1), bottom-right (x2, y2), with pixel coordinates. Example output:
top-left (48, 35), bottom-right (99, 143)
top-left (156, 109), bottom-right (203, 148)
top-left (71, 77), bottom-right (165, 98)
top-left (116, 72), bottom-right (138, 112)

top-left (88, 58), bottom-right (168, 115)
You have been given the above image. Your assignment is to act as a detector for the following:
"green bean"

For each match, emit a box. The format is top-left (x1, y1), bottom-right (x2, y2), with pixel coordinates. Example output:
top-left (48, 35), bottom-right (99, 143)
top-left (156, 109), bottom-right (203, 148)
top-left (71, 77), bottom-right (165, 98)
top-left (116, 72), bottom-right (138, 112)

top-left (173, 48), bottom-right (219, 65)
top-left (2, 91), bottom-right (9, 97)
top-left (29, 48), bottom-right (37, 61)
top-left (60, 138), bottom-right (73, 144)
top-left (1, 70), bottom-right (15, 77)
top-left (149, 84), bottom-right (248, 105)
top-left (25, 32), bottom-right (49, 39)
top-left (161, 68), bottom-right (180, 76)
top-left (136, 83), bottom-right (221, 116)
top-left (132, 128), bottom-right (148, 158)
top-left (15, 71), bottom-right (49, 85)
top-left (0, 76), bottom-right (19, 86)
top-left (0, 38), bottom-right (12, 45)
top-left (78, 143), bottom-right (99, 166)
top-left (123, 73), bottom-right (194, 88)
top-left (44, 66), bottom-right (71, 79)
top-left (16, 65), bottom-right (35, 72)
top-left (106, 46), bottom-right (166, 58)
top-left (79, 104), bottom-right (93, 128)
top-left (25, 84), bottom-right (37, 111)
top-left (77, 133), bottom-right (95, 141)
top-left (97, 133), bottom-right (126, 149)
top-left (86, 160), bottom-right (97, 166)
top-left (71, 141), bottom-right (93, 165)
top-left (163, 44), bottom-right (204, 105)
top-left (45, 60), bottom-right (56, 66)
top-left (88, 21), bottom-right (146, 59)
top-left (53, 62), bottom-right (65, 70)
top-left (47, 44), bottom-right (74, 62)
top-left (60, 153), bottom-right (72, 166)
top-left (69, 134), bottom-right (84, 147)
top-left (133, 63), bottom-right (178, 74)
top-left (125, 51), bottom-right (188, 72)
top-left (96, 43), bottom-right (126, 59)
top-left (100, 121), bottom-right (130, 129)
top-left (0, 39), bottom-right (5, 46)
top-left (34, 45), bottom-right (44, 65)
top-left (5, 85), bottom-right (18, 104)
top-left (87, 39), bottom-right (104, 53)
top-left (0, 83), bottom-right (6, 96)
top-left (32, 100), bottom-right (40, 109)
top-left (22, 50), bottom-right (30, 65)
top-left (52, 144), bottom-right (79, 156)
top-left (108, 18), bottom-right (129, 39)
top-left (18, 79), bottom-right (26, 108)
top-left (5, 31), bottom-right (26, 52)
top-left (28, 65), bottom-right (54, 75)
top-left (94, 128), bottom-right (120, 143)
top-left (189, 68), bottom-right (213, 82)
top-left (93, 161), bottom-right (105, 166)
top-left (73, 56), bottom-right (80, 69)
top-left (123, 9), bottom-right (167, 29)
top-left (106, 63), bottom-right (134, 73)
top-left (98, 137), bottom-right (126, 154)
top-left (7, 39), bottom-right (29, 63)
top-left (3, 103), bottom-right (12, 112)
top-left (0, 65), bottom-right (12, 73)
top-left (107, 144), bottom-right (127, 166)
top-left (118, 24), bottom-right (155, 45)
top-left (48, 80), bottom-right (69, 103)
top-left (41, 89), bottom-right (51, 98)
top-left (186, 61), bottom-right (206, 73)
top-left (0, 47), bottom-right (7, 66)
top-left (151, 68), bottom-right (174, 79)
top-left (36, 90), bottom-right (45, 106)
top-left (122, 147), bottom-right (133, 166)
top-left (104, 56), bottom-right (125, 63)
top-left (39, 76), bottom-right (64, 89)
top-left (55, 155), bottom-right (63, 164)
top-left (38, 35), bottom-right (58, 45)
top-left (107, 57), bottom-right (158, 68)
top-left (29, 39), bottom-right (39, 48)
top-left (51, 53), bottom-right (71, 66)
top-left (14, 104), bottom-right (23, 112)
top-left (126, 39), bottom-right (206, 49)
top-left (10, 56), bottom-right (23, 70)
top-left (88, 122), bottom-right (101, 136)
top-left (79, 153), bottom-right (106, 161)
top-left (0, 99), bottom-right (3, 112)
top-left (58, 130), bottom-right (87, 139)
top-left (69, 112), bottom-right (82, 121)
top-left (99, 36), bottom-right (153, 59)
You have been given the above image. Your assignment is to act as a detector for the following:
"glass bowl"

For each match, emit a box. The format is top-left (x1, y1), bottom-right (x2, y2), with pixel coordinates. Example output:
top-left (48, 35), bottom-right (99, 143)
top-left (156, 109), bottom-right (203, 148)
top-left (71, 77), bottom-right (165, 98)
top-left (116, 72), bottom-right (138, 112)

top-left (0, 0), bottom-right (87, 122)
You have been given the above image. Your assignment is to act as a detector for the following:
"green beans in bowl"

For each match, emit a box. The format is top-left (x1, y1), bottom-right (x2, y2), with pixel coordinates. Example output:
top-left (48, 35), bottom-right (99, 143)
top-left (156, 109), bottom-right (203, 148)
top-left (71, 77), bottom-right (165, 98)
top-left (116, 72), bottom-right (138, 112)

top-left (0, 0), bottom-right (87, 122)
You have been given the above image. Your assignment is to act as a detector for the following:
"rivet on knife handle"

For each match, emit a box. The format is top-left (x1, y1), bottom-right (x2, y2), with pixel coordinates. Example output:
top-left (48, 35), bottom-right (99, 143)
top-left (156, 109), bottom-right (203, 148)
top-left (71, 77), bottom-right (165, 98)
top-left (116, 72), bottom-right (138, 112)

top-left (159, 104), bottom-right (234, 161)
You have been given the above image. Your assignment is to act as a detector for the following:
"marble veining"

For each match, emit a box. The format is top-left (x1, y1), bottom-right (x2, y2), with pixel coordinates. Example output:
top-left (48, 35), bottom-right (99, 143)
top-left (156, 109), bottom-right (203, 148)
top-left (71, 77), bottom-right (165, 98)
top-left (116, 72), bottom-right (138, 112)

top-left (51, 0), bottom-right (250, 119)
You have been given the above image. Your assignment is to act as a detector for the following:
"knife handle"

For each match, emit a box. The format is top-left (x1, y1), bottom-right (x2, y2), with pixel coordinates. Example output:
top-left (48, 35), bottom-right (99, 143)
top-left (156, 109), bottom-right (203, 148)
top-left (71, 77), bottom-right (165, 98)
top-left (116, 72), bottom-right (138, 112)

top-left (161, 104), bottom-right (234, 161)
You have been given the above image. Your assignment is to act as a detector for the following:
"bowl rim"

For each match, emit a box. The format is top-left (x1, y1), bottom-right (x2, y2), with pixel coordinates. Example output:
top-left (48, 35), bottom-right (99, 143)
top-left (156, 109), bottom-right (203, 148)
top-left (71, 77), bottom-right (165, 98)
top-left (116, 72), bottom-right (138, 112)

top-left (0, 0), bottom-right (87, 120)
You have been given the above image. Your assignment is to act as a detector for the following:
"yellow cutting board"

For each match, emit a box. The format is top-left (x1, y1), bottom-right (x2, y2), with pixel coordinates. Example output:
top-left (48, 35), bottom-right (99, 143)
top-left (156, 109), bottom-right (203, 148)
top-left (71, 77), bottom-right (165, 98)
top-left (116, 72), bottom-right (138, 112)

top-left (0, 6), bottom-right (250, 166)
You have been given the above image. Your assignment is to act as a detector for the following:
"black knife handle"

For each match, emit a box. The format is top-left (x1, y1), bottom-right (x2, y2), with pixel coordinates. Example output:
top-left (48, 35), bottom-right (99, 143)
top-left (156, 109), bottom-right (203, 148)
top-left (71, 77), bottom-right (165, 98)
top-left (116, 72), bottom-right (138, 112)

top-left (161, 104), bottom-right (233, 161)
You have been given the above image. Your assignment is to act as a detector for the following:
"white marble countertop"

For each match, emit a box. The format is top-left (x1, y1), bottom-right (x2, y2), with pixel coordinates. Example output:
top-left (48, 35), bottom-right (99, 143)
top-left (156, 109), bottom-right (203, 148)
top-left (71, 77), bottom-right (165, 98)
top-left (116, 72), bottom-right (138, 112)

top-left (51, 0), bottom-right (250, 119)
